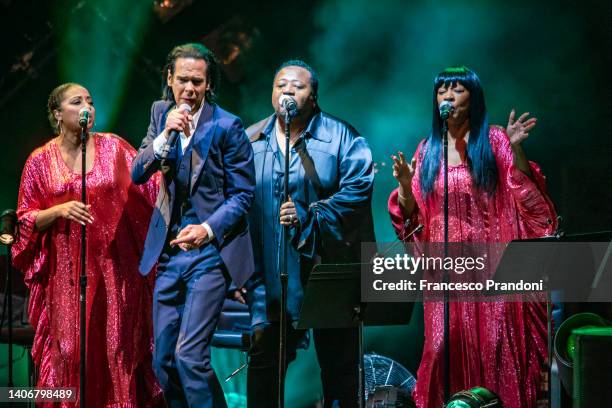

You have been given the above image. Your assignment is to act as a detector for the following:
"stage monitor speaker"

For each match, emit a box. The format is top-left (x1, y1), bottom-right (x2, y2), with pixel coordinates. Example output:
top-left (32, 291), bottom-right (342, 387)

top-left (572, 327), bottom-right (612, 407)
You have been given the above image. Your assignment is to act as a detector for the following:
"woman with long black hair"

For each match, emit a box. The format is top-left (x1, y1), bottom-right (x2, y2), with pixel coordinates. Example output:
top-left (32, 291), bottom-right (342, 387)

top-left (388, 66), bottom-right (557, 407)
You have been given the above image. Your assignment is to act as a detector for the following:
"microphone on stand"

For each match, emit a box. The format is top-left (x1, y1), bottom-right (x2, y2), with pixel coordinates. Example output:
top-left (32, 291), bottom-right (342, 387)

top-left (279, 95), bottom-right (298, 119)
top-left (439, 101), bottom-right (454, 121)
top-left (160, 103), bottom-right (192, 162)
top-left (439, 98), bottom-right (454, 403)
top-left (277, 93), bottom-right (298, 407)
top-left (79, 107), bottom-right (91, 128)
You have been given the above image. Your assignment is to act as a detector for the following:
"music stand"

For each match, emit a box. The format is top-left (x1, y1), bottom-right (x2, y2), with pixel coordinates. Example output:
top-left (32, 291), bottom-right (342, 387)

top-left (297, 263), bottom-right (414, 408)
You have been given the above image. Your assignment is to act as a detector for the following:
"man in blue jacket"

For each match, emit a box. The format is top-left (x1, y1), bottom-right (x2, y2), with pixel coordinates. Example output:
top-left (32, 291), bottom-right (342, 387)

top-left (245, 60), bottom-right (375, 407)
top-left (131, 43), bottom-right (255, 407)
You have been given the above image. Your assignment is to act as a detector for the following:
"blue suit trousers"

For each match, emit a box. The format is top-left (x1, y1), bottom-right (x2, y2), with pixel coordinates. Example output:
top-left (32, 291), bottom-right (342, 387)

top-left (153, 243), bottom-right (230, 408)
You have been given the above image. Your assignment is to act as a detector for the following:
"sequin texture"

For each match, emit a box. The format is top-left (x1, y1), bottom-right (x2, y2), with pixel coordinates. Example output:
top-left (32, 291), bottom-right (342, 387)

top-left (388, 127), bottom-right (557, 408)
top-left (12, 133), bottom-right (164, 407)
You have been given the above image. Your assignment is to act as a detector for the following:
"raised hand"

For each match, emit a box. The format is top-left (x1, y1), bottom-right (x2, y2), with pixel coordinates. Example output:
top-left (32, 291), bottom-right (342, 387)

top-left (391, 151), bottom-right (416, 189)
top-left (506, 109), bottom-right (537, 146)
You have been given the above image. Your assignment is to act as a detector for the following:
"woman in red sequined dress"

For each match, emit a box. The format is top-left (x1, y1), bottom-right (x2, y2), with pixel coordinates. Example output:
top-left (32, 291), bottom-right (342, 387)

top-left (388, 67), bottom-right (557, 408)
top-left (12, 83), bottom-right (164, 407)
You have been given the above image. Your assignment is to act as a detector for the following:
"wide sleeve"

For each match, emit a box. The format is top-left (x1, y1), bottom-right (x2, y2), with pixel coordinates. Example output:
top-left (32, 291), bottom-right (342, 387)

top-left (490, 126), bottom-right (557, 238)
top-left (294, 135), bottom-right (374, 257)
top-left (12, 153), bottom-right (50, 287)
top-left (11, 153), bottom-right (52, 368)
top-left (388, 189), bottom-right (421, 239)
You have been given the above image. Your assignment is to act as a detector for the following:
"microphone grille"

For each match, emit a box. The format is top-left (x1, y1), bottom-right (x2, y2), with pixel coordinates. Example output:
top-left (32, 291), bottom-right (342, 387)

top-left (178, 103), bottom-right (192, 113)
top-left (278, 95), bottom-right (295, 106)
top-left (439, 101), bottom-right (452, 110)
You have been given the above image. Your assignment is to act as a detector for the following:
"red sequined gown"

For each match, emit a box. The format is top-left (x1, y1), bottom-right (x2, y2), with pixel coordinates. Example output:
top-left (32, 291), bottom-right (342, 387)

top-left (388, 127), bottom-right (557, 408)
top-left (12, 133), bottom-right (164, 407)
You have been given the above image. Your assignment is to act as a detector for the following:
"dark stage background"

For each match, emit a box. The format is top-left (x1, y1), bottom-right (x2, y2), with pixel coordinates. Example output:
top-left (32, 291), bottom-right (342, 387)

top-left (1, 0), bottom-right (611, 406)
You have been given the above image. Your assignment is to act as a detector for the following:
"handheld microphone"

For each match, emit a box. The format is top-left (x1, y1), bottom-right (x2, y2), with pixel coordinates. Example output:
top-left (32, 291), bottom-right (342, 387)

top-left (0, 209), bottom-right (17, 245)
top-left (439, 101), bottom-right (454, 120)
top-left (160, 103), bottom-right (192, 161)
top-left (279, 95), bottom-right (298, 118)
top-left (79, 107), bottom-right (91, 128)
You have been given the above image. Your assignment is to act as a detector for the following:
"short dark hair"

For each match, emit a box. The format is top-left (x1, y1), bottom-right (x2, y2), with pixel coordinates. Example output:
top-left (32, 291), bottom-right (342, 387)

top-left (47, 82), bottom-right (82, 134)
top-left (162, 43), bottom-right (221, 103)
top-left (274, 59), bottom-right (319, 100)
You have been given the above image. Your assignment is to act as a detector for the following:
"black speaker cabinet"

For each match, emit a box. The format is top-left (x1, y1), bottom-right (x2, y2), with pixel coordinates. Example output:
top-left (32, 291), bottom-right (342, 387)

top-left (573, 328), bottom-right (612, 407)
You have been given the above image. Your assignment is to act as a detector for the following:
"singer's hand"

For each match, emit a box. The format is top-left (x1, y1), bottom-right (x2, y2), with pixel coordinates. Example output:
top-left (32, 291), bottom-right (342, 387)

top-left (506, 109), bottom-right (535, 179)
top-left (392, 151), bottom-right (416, 190)
top-left (392, 151), bottom-right (417, 217)
top-left (279, 196), bottom-right (299, 227)
top-left (169, 224), bottom-right (208, 251)
top-left (165, 107), bottom-right (193, 137)
top-left (506, 109), bottom-right (537, 146)
top-left (55, 201), bottom-right (94, 225)
top-left (231, 287), bottom-right (247, 304)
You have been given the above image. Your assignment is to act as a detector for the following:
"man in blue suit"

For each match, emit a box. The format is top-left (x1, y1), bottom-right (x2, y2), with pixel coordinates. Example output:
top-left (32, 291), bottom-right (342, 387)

top-left (131, 43), bottom-right (255, 407)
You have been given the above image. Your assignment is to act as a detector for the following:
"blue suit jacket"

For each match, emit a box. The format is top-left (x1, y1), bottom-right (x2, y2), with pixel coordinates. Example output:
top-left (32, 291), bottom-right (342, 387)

top-left (132, 100), bottom-right (256, 287)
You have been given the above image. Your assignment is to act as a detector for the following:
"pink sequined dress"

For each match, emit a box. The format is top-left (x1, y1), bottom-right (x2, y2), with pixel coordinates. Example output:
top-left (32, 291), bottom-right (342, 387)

top-left (388, 127), bottom-right (557, 408)
top-left (12, 133), bottom-right (164, 407)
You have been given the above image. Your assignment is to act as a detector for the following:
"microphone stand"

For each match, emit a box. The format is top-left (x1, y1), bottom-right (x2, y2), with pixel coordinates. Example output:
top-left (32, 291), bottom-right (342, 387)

top-left (6, 246), bottom-right (13, 390)
top-left (79, 125), bottom-right (88, 408)
top-left (369, 222), bottom-right (424, 263)
top-left (442, 117), bottom-right (450, 403)
top-left (0, 210), bottom-right (17, 391)
top-left (278, 112), bottom-right (291, 408)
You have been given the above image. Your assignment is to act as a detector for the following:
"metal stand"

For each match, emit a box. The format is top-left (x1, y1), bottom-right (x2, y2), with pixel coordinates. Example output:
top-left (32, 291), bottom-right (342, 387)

top-left (1, 210), bottom-right (17, 408)
top-left (6, 246), bottom-right (13, 388)
top-left (355, 307), bottom-right (365, 408)
top-left (547, 288), bottom-right (553, 405)
top-left (79, 127), bottom-right (88, 408)
top-left (442, 119), bottom-right (450, 403)
top-left (278, 113), bottom-right (292, 408)
top-left (1, 209), bottom-right (17, 391)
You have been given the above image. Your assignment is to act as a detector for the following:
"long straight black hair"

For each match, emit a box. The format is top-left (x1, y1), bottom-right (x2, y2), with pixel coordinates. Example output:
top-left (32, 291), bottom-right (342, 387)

top-left (419, 66), bottom-right (498, 197)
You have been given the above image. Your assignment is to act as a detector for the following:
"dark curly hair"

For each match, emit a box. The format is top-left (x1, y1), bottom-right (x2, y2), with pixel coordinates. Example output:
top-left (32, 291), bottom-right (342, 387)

top-left (162, 43), bottom-right (221, 104)
top-left (47, 82), bottom-right (82, 134)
